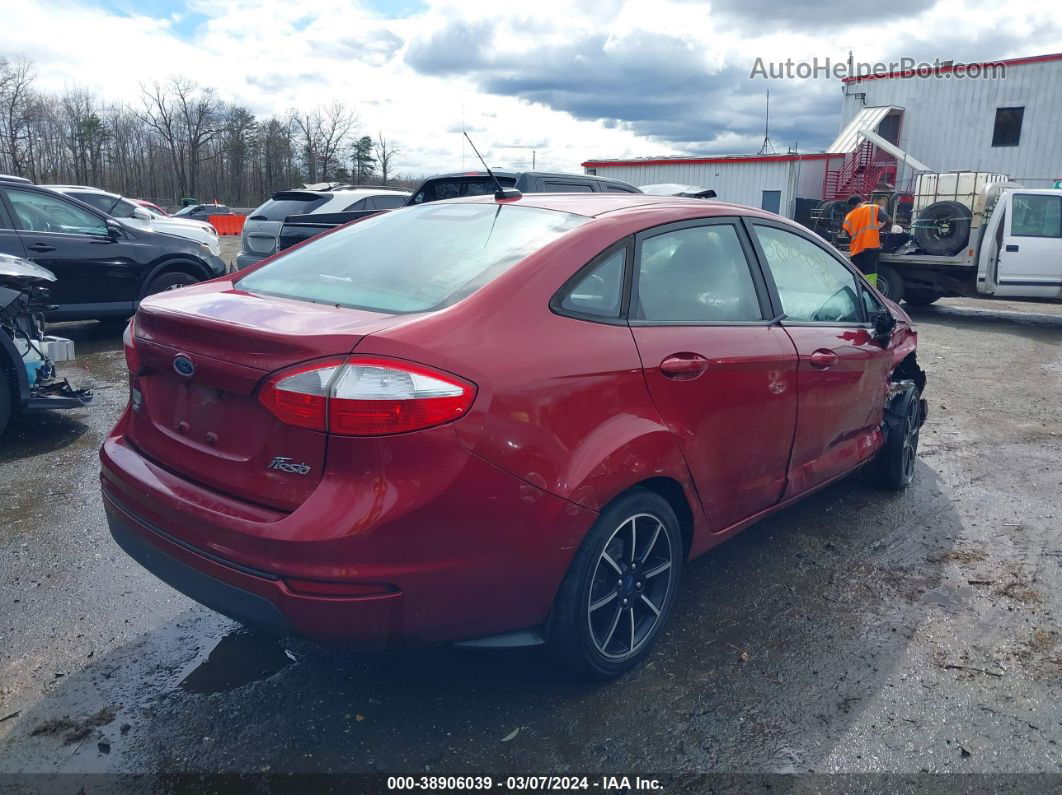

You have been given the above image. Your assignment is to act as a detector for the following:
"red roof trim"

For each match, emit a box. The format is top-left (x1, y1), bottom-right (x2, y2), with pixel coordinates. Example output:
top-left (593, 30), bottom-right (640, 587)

top-left (841, 52), bottom-right (1062, 84)
top-left (582, 153), bottom-right (837, 168)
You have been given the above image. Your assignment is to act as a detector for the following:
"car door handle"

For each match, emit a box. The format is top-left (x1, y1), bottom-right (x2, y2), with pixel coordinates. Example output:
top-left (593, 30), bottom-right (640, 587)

top-left (1005, 244), bottom-right (1019, 252)
top-left (27, 243), bottom-right (55, 253)
top-left (809, 349), bottom-right (838, 370)
top-left (660, 354), bottom-right (709, 379)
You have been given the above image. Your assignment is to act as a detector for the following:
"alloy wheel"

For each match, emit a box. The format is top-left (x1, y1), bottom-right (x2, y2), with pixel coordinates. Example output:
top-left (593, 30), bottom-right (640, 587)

top-left (901, 401), bottom-right (921, 484)
top-left (587, 513), bottom-right (674, 660)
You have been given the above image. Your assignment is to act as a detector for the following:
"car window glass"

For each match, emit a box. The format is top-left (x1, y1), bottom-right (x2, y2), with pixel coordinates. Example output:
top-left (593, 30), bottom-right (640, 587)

top-left (543, 182), bottom-right (593, 193)
top-left (110, 199), bottom-right (140, 219)
top-left (71, 192), bottom-right (118, 214)
top-left (636, 224), bottom-right (762, 322)
top-left (372, 195), bottom-right (406, 209)
top-left (861, 287), bottom-right (884, 317)
top-left (7, 188), bottom-right (108, 236)
top-left (344, 198), bottom-right (369, 211)
top-left (753, 224), bottom-right (862, 323)
top-left (462, 181), bottom-right (498, 197)
top-left (432, 182), bottom-right (462, 201)
top-left (239, 203), bottom-right (588, 314)
top-left (1010, 194), bottom-right (1062, 237)
top-left (606, 185), bottom-right (636, 193)
top-left (251, 195), bottom-right (329, 221)
top-left (560, 247), bottom-right (625, 318)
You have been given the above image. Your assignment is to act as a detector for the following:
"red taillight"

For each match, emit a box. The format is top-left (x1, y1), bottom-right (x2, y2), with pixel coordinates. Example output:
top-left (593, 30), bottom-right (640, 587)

top-left (257, 356), bottom-right (476, 436)
top-left (123, 317), bottom-right (140, 374)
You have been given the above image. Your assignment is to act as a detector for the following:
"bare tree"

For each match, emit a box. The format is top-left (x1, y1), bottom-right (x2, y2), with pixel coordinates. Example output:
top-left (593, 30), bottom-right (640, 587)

top-left (0, 56), bottom-right (36, 177)
top-left (293, 102), bottom-right (358, 184)
top-left (138, 77), bottom-right (222, 198)
top-left (373, 132), bottom-right (401, 186)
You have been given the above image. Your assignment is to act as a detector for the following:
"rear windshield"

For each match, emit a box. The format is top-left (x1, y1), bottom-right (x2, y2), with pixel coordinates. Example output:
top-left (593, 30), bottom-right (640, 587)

top-left (237, 203), bottom-right (588, 314)
top-left (250, 193), bottom-right (330, 221)
top-left (410, 177), bottom-right (517, 205)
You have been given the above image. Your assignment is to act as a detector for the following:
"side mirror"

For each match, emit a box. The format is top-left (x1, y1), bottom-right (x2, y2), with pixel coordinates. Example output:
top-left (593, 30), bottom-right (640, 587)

top-left (105, 219), bottom-right (124, 239)
top-left (870, 309), bottom-right (896, 339)
top-left (131, 209), bottom-right (152, 221)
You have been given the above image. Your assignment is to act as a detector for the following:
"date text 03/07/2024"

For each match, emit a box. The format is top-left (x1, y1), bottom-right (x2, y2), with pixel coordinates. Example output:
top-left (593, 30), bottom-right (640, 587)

top-left (385, 775), bottom-right (664, 791)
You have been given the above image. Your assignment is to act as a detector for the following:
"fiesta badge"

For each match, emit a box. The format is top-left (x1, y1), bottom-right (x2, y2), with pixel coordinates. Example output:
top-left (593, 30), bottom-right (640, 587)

top-left (173, 355), bottom-right (196, 377)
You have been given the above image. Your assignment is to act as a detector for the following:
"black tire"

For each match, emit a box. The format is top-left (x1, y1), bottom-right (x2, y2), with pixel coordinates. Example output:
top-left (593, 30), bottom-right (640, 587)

top-left (875, 264), bottom-right (905, 302)
top-left (548, 489), bottom-right (684, 680)
top-left (914, 201), bottom-right (972, 256)
top-left (817, 200), bottom-right (847, 234)
top-left (869, 385), bottom-right (924, 490)
top-left (903, 291), bottom-right (941, 306)
top-left (0, 366), bottom-right (12, 437)
top-left (144, 270), bottom-right (197, 297)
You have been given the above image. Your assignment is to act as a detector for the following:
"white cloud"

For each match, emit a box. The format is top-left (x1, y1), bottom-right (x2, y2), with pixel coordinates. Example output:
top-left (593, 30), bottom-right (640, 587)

top-left (2, 0), bottom-right (1060, 176)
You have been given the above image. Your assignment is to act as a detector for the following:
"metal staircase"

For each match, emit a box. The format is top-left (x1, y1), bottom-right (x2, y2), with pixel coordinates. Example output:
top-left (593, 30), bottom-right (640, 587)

top-left (823, 140), bottom-right (897, 200)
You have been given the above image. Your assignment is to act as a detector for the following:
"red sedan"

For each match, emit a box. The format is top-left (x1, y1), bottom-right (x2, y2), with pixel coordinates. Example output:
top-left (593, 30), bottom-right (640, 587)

top-left (100, 193), bottom-right (926, 678)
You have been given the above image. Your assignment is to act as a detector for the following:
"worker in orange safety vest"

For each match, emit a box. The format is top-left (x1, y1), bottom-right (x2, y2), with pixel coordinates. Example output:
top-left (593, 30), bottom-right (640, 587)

top-left (842, 195), bottom-right (890, 288)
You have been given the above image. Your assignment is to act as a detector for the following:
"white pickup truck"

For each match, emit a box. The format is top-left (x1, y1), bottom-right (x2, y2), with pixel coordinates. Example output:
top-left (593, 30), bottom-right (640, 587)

top-left (875, 187), bottom-right (1062, 305)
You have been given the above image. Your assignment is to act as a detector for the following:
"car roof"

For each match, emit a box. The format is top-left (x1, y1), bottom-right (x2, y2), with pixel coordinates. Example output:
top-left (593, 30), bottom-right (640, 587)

top-left (45, 185), bottom-right (118, 197)
top-left (0, 174), bottom-right (33, 184)
top-left (449, 192), bottom-right (764, 219)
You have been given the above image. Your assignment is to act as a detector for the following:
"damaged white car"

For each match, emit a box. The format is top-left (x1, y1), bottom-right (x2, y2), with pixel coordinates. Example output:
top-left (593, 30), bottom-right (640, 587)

top-left (0, 254), bottom-right (91, 435)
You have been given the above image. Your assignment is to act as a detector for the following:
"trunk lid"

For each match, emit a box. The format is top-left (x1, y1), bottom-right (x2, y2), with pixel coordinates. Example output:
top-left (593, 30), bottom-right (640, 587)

top-left (127, 286), bottom-right (399, 511)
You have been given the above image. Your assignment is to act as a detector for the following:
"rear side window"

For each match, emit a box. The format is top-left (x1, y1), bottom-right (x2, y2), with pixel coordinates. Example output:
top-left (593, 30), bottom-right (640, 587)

top-left (250, 195), bottom-right (329, 221)
top-left (559, 246), bottom-right (626, 319)
top-left (606, 185), bottom-right (637, 193)
top-left (543, 181), bottom-right (593, 193)
top-left (753, 224), bottom-right (862, 323)
top-left (370, 195), bottom-right (406, 210)
top-left (635, 224), bottom-right (763, 322)
top-left (411, 178), bottom-right (518, 204)
top-left (238, 203), bottom-right (588, 314)
top-left (343, 198), bottom-right (369, 211)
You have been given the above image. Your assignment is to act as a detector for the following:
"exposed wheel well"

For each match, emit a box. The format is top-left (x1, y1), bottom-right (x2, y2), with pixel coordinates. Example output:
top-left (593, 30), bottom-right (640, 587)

top-left (625, 476), bottom-right (694, 558)
top-left (892, 351), bottom-right (926, 394)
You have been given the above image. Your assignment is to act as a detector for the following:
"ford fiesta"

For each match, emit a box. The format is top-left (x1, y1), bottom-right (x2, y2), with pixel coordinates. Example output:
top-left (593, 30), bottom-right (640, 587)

top-left (100, 192), bottom-right (926, 678)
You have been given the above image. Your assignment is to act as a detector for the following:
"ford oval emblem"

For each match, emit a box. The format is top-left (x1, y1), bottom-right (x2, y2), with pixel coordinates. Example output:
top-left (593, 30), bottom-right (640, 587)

top-left (173, 355), bottom-right (195, 377)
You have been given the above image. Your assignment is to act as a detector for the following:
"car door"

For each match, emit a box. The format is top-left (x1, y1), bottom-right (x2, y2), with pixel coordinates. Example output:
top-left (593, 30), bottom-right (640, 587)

top-left (996, 192), bottom-right (1062, 299)
top-left (628, 218), bottom-right (799, 532)
top-left (2, 186), bottom-right (140, 309)
top-left (0, 198), bottom-right (26, 259)
top-left (747, 220), bottom-right (893, 496)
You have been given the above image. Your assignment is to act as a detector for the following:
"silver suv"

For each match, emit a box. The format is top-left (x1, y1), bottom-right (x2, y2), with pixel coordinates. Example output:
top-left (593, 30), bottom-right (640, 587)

top-left (236, 185), bottom-right (410, 269)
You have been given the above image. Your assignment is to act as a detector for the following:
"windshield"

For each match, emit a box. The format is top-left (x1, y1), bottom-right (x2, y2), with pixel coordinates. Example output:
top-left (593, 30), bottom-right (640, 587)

top-left (237, 202), bottom-right (588, 314)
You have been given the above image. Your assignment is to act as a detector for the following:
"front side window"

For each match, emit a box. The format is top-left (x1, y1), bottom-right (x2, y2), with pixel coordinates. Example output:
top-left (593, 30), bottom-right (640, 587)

top-left (238, 203), bottom-right (588, 314)
top-left (559, 246), bottom-right (626, 319)
top-left (1010, 194), bottom-right (1062, 238)
top-left (635, 223), bottom-right (763, 322)
top-left (7, 188), bottom-right (108, 236)
top-left (753, 224), bottom-right (862, 323)
top-left (71, 192), bottom-right (119, 215)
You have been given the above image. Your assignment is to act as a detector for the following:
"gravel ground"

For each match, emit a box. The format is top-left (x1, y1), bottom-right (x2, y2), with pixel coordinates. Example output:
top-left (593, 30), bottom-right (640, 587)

top-left (0, 290), bottom-right (1059, 781)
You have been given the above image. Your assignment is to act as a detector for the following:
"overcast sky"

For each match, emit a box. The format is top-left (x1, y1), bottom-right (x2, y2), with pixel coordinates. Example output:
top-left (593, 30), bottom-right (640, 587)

top-left (5, 0), bottom-right (1061, 176)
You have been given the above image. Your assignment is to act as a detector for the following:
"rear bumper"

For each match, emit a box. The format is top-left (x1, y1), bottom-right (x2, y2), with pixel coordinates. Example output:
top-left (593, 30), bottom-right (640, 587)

top-left (235, 251), bottom-right (265, 270)
top-left (99, 421), bottom-right (596, 646)
top-left (104, 494), bottom-right (401, 644)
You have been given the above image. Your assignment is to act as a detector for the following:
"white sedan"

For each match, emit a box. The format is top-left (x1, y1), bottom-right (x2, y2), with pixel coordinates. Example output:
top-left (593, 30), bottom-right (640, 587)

top-left (42, 185), bottom-right (221, 257)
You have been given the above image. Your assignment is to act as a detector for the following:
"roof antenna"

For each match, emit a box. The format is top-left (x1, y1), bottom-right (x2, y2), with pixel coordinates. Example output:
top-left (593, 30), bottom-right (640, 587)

top-left (463, 131), bottom-right (522, 201)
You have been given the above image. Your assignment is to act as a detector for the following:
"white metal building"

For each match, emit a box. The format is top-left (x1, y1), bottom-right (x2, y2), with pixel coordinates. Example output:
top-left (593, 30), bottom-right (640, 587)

top-left (582, 152), bottom-right (843, 219)
top-left (838, 53), bottom-right (1062, 190)
top-left (583, 52), bottom-right (1062, 217)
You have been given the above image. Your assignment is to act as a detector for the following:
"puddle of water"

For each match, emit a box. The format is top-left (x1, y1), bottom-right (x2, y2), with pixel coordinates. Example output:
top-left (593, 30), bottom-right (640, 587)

top-left (179, 631), bottom-right (293, 694)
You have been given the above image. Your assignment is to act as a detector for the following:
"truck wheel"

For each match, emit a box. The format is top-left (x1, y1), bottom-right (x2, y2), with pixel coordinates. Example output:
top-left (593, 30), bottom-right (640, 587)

top-left (914, 201), bottom-right (972, 256)
top-left (904, 291), bottom-right (941, 306)
top-left (548, 489), bottom-right (684, 680)
top-left (0, 367), bottom-right (13, 437)
top-left (875, 265), bottom-right (904, 302)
